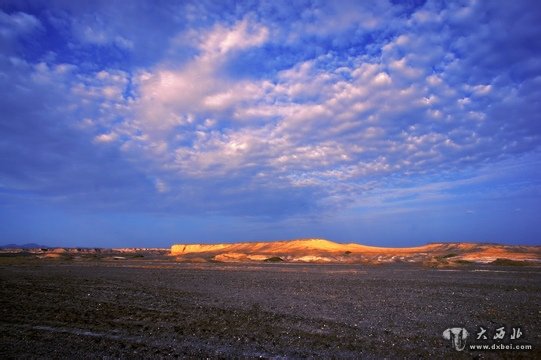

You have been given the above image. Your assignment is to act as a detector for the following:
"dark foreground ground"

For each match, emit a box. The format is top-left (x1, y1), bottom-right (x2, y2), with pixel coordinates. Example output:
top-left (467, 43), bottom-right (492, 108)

top-left (0, 258), bottom-right (539, 359)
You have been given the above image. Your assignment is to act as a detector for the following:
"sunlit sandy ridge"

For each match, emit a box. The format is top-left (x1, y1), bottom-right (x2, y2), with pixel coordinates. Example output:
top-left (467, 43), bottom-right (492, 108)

top-left (171, 238), bottom-right (541, 264)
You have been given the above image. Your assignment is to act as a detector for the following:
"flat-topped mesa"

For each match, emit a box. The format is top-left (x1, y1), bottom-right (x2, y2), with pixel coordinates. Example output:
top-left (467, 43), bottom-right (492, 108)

top-left (170, 238), bottom-right (433, 256)
top-left (170, 239), bottom-right (541, 264)
top-left (170, 238), bottom-right (448, 256)
top-left (170, 238), bottom-right (343, 256)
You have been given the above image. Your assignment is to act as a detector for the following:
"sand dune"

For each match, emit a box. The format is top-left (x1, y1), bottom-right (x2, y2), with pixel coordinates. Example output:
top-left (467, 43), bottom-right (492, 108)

top-left (171, 238), bottom-right (541, 265)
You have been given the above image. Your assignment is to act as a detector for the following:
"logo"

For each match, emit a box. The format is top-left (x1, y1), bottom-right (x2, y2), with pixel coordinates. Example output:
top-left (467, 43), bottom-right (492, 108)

top-left (442, 325), bottom-right (532, 352)
top-left (443, 327), bottom-right (469, 351)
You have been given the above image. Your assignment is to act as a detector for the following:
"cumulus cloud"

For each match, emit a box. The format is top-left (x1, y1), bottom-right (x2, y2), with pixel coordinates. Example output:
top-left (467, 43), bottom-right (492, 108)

top-left (94, 133), bottom-right (118, 143)
top-left (0, 10), bottom-right (41, 37)
top-left (1, 0), bottom-right (540, 221)
top-left (0, 10), bottom-right (42, 56)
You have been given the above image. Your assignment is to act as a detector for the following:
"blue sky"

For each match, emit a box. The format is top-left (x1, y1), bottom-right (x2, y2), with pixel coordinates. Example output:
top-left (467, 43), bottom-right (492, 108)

top-left (1, 0), bottom-right (540, 247)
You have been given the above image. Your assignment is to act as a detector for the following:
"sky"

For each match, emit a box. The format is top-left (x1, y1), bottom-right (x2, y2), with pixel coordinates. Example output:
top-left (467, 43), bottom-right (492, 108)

top-left (1, 0), bottom-right (540, 248)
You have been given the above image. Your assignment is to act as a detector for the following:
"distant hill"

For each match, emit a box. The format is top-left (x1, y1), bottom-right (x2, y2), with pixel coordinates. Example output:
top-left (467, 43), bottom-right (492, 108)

top-left (0, 243), bottom-right (49, 249)
top-left (171, 238), bottom-right (541, 265)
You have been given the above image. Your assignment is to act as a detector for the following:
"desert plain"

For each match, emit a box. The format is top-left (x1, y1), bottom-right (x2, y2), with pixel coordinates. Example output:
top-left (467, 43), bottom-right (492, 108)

top-left (1, 239), bottom-right (540, 359)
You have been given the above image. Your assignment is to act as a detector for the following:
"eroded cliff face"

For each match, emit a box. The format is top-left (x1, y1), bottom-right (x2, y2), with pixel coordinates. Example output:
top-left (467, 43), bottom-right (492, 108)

top-left (171, 243), bottom-right (230, 255)
top-left (170, 238), bottom-right (541, 265)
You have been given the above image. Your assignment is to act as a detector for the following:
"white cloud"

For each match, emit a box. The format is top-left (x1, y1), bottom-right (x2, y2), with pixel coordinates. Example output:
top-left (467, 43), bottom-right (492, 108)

top-left (200, 18), bottom-right (268, 57)
top-left (0, 11), bottom-right (41, 38)
top-left (291, 0), bottom-right (396, 38)
top-left (70, 14), bottom-right (134, 49)
top-left (372, 72), bottom-right (392, 86)
top-left (94, 132), bottom-right (118, 143)
top-left (154, 178), bottom-right (169, 193)
top-left (15, 1), bottom-right (532, 217)
top-left (389, 57), bottom-right (423, 79)
top-left (471, 84), bottom-right (492, 96)
top-left (1, 0), bottom-right (540, 226)
top-left (100, 13), bottom-right (490, 195)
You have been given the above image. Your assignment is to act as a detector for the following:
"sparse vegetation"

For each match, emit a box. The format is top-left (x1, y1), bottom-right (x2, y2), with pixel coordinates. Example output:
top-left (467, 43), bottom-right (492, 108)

top-left (491, 258), bottom-right (531, 266)
top-left (440, 253), bottom-right (458, 258)
top-left (454, 260), bottom-right (473, 265)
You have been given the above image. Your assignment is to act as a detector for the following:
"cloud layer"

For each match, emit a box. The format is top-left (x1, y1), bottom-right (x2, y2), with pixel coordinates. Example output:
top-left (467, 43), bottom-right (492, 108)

top-left (1, 0), bottom-right (540, 245)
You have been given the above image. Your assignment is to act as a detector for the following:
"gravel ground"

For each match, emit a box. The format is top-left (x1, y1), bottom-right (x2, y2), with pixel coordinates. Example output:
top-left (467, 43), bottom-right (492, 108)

top-left (0, 259), bottom-right (539, 359)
